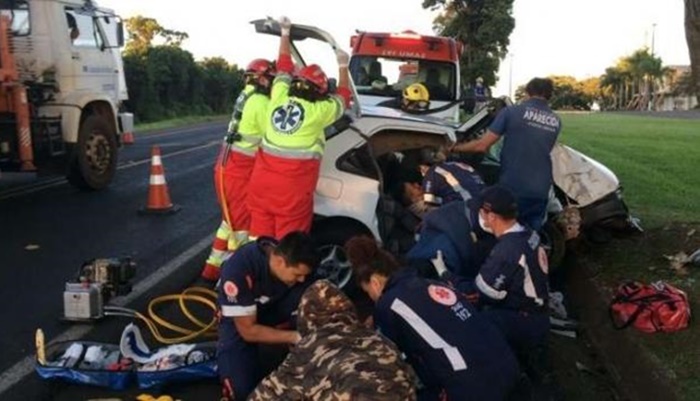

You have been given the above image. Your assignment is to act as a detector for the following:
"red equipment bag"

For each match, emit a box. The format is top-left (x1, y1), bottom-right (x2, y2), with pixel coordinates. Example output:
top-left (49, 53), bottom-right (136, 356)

top-left (609, 281), bottom-right (690, 333)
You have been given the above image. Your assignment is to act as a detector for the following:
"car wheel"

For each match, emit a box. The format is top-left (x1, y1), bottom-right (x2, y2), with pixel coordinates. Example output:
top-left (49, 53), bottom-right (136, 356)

top-left (541, 220), bottom-right (566, 273)
top-left (312, 221), bottom-right (372, 289)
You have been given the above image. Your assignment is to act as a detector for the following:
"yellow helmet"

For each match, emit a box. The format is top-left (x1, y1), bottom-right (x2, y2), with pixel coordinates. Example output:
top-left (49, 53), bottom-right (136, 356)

top-left (403, 83), bottom-right (430, 102)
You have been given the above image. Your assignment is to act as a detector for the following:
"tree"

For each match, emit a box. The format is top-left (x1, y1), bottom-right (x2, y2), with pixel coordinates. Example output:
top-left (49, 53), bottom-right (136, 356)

top-left (685, 0), bottom-right (700, 101)
top-left (515, 76), bottom-right (599, 110)
top-left (199, 57), bottom-right (245, 114)
top-left (599, 48), bottom-right (665, 110)
top-left (423, 0), bottom-right (515, 88)
top-left (124, 16), bottom-right (163, 55)
top-left (124, 16), bottom-right (190, 55)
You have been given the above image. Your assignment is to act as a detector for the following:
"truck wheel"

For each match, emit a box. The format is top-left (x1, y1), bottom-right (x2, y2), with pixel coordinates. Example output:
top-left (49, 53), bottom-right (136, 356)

top-left (67, 115), bottom-right (118, 190)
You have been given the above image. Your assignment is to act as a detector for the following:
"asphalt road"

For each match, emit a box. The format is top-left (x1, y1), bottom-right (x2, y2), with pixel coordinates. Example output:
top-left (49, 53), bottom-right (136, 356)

top-left (0, 122), bottom-right (228, 400)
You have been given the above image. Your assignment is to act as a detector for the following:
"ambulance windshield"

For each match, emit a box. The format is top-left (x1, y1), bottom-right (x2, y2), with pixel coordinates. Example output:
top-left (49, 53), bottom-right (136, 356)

top-left (349, 56), bottom-right (456, 101)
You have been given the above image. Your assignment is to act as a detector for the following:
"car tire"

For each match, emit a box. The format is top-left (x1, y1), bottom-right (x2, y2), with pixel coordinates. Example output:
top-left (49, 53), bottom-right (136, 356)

top-left (541, 219), bottom-right (566, 273)
top-left (311, 221), bottom-right (372, 290)
top-left (66, 115), bottom-right (118, 190)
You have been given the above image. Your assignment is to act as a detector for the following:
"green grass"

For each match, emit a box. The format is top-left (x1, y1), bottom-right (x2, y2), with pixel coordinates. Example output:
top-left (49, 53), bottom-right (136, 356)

top-left (562, 112), bottom-right (700, 400)
top-left (135, 114), bottom-right (228, 133)
top-left (559, 113), bottom-right (700, 227)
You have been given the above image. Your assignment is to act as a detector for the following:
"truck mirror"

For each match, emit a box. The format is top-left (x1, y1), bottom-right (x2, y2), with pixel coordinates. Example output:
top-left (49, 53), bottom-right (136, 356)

top-left (117, 20), bottom-right (125, 47)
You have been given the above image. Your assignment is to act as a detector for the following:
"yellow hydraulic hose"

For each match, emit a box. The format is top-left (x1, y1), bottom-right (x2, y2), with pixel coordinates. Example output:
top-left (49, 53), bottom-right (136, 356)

top-left (105, 286), bottom-right (218, 345)
top-left (216, 144), bottom-right (234, 230)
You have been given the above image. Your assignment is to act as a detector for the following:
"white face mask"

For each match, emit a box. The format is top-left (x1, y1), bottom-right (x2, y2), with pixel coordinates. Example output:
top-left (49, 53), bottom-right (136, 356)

top-left (479, 213), bottom-right (494, 234)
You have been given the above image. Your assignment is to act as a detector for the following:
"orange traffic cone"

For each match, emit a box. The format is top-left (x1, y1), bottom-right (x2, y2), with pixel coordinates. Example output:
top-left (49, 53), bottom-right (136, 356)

top-left (139, 146), bottom-right (180, 215)
top-left (122, 131), bottom-right (135, 145)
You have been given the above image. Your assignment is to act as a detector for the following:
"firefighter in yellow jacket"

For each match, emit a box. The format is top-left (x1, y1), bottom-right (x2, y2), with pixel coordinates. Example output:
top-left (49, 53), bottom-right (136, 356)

top-left (201, 59), bottom-right (275, 281)
top-left (247, 16), bottom-right (351, 239)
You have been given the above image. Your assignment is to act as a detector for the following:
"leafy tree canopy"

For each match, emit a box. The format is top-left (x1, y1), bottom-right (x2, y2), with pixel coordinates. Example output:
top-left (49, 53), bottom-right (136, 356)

top-left (423, 0), bottom-right (515, 89)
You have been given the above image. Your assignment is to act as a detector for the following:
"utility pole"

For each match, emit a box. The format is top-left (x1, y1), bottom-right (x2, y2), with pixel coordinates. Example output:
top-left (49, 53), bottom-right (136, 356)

top-left (651, 23), bottom-right (657, 56)
top-left (508, 53), bottom-right (514, 99)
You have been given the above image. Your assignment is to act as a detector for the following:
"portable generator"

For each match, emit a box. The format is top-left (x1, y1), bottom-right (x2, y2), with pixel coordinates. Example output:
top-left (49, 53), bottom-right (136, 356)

top-left (63, 258), bottom-right (136, 321)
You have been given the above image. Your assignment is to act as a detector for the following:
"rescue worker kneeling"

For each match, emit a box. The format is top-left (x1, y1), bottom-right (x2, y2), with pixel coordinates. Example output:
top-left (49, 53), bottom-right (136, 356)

top-left (467, 186), bottom-right (553, 391)
top-left (345, 236), bottom-right (519, 401)
top-left (247, 16), bottom-right (351, 239)
top-left (202, 58), bottom-right (275, 281)
top-left (217, 231), bottom-right (318, 400)
top-left (249, 280), bottom-right (417, 401)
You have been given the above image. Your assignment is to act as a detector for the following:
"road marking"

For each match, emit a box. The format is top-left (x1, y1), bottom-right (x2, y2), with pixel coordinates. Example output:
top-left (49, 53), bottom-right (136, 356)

top-left (0, 142), bottom-right (218, 201)
top-left (138, 123), bottom-right (225, 141)
top-left (0, 234), bottom-right (213, 396)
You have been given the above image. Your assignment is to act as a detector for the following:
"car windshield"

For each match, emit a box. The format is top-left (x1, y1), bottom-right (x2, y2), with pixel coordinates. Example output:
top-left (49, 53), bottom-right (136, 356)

top-left (0, 0), bottom-right (30, 36)
top-left (349, 56), bottom-right (456, 101)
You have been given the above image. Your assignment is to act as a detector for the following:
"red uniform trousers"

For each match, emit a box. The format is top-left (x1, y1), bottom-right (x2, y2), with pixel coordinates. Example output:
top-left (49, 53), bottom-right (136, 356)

top-left (247, 151), bottom-right (320, 239)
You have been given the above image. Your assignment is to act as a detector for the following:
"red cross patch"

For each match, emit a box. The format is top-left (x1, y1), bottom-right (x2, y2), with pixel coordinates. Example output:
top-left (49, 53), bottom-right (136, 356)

top-left (224, 281), bottom-right (239, 301)
top-left (428, 285), bottom-right (457, 307)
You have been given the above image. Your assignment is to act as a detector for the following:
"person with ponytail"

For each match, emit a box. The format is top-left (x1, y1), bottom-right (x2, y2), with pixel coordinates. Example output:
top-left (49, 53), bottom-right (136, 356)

top-left (345, 236), bottom-right (519, 401)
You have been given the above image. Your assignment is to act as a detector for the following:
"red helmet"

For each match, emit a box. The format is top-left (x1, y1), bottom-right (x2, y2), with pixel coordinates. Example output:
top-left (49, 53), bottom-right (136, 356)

top-left (296, 64), bottom-right (328, 94)
top-left (245, 58), bottom-right (275, 77)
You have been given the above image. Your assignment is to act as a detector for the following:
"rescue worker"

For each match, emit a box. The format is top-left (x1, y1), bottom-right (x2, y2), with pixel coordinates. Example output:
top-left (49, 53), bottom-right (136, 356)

top-left (418, 148), bottom-right (485, 208)
top-left (246, 16), bottom-right (351, 239)
top-left (473, 77), bottom-right (490, 111)
top-left (377, 82), bottom-right (430, 113)
top-left (201, 59), bottom-right (275, 281)
top-left (217, 231), bottom-right (319, 401)
top-left (467, 185), bottom-right (553, 393)
top-left (406, 199), bottom-right (496, 281)
top-left (451, 77), bottom-right (561, 231)
top-left (345, 236), bottom-right (519, 401)
top-left (249, 280), bottom-right (417, 401)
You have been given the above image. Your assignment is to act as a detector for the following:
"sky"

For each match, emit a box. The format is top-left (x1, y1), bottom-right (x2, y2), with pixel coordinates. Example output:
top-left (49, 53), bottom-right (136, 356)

top-left (99, 0), bottom-right (690, 97)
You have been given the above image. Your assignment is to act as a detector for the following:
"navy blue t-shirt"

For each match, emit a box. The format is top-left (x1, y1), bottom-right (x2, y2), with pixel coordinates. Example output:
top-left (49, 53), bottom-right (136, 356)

top-left (475, 224), bottom-right (549, 312)
top-left (374, 269), bottom-right (519, 395)
top-left (422, 161), bottom-right (485, 206)
top-left (489, 98), bottom-right (561, 199)
top-left (218, 238), bottom-right (291, 344)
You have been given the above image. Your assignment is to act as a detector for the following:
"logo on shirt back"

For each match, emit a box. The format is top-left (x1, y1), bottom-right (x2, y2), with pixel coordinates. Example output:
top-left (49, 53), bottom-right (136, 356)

top-left (522, 107), bottom-right (560, 132)
top-left (428, 285), bottom-right (458, 306)
top-left (271, 101), bottom-right (305, 135)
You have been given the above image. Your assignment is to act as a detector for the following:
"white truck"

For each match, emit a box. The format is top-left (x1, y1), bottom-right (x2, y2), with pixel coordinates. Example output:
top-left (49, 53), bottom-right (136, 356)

top-left (0, 0), bottom-right (132, 189)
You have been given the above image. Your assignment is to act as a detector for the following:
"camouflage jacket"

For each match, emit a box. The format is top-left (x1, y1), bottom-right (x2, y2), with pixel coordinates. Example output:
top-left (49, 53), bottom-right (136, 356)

top-left (248, 280), bottom-right (417, 401)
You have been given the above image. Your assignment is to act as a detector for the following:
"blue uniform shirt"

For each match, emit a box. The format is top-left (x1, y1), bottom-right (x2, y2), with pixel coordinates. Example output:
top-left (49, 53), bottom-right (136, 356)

top-left (374, 269), bottom-right (519, 396)
top-left (422, 162), bottom-right (485, 207)
top-left (218, 238), bottom-right (291, 343)
top-left (475, 224), bottom-right (550, 312)
top-left (489, 98), bottom-right (561, 199)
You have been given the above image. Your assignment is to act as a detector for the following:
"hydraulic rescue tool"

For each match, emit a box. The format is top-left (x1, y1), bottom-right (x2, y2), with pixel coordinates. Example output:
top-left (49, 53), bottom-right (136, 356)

top-left (62, 257), bottom-right (136, 321)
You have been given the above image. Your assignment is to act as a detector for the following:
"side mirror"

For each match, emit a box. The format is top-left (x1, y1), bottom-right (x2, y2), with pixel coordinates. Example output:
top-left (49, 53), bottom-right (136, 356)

top-left (327, 77), bottom-right (337, 94)
top-left (324, 113), bottom-right (353, 140)
top-left (116, 20), bottom-right (125, 47)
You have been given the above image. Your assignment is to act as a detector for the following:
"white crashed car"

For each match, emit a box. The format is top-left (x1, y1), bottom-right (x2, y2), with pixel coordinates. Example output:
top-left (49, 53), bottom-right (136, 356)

top-left (252, 20), bottom-right (637, 288)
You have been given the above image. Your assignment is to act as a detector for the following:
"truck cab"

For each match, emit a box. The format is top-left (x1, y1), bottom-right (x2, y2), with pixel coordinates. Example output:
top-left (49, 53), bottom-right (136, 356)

top-left (0, 0), bottom-right (132, 189)
top-left (349, 31), bottom-right (462, 122)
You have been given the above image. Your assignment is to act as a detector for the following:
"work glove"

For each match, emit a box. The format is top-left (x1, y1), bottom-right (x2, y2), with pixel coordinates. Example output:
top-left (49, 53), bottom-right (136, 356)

top-left (278, 16), bottom-right (291, 36)
top-left (431, 250), bottom-right (448, 278)
top-left (336, 48), bottom-right (350, 67)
